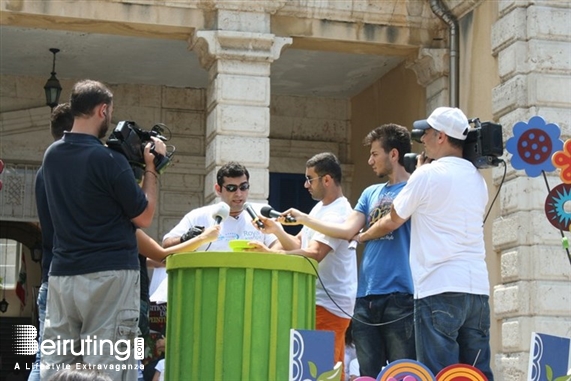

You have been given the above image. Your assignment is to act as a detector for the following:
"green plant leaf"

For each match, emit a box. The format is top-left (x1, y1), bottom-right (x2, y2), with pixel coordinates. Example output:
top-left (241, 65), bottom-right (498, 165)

top-left (545, 365), bottom-right (553, 381)
top-left (553, 375), bottom-right (571, 381)
top-left (317, 362), bottom-right (342, 381)
top-left (309, 361), bottom-right (317, 378)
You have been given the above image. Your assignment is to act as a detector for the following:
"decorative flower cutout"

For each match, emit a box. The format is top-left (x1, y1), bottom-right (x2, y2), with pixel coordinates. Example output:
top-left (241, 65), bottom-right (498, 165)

top-left (506, 116), bottom-right (563, 177)
top-left (545, 183), bottom-right (571, 231)
top-left (552, 139), bottom-right (571, 184)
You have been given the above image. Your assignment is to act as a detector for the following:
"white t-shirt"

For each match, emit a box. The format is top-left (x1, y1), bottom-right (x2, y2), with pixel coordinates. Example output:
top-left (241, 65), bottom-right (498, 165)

top-left (393, 156), bottom-right (489, 299)
top-left (349, 357), bottom-right (360, 379)
top-left (344, 344), bottom-right (357, 381)
top-left (149, 267), bottom-right (167, 297)
top-left (155, 359), bottom-right (165, 381)
top-left (150, 203), bottom-right (278, 303)
top-left (162, 203), bottom-right (276, 251)
top-left (302, 197), bottom-right (357, 318)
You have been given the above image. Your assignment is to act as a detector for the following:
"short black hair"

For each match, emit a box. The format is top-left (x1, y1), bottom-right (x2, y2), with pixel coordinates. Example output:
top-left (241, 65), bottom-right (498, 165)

top-left (306, 152), bottom-right (342, 185)
top-left (50, 103), bottom-right (73, 140)
top-left (216, 162), bottom-right (250, 186)
top-left (363, 124), bottom-right (411, 166)
top-left (447, 135), bottom-right (465, 150)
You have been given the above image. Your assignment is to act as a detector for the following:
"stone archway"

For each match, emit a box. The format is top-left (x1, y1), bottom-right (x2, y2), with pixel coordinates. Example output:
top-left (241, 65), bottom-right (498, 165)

top-left (0, 221), bottom-right (41, 248)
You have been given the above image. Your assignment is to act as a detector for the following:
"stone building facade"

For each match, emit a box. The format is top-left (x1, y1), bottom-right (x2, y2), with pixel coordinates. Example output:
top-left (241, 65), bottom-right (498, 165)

top-left (0, 1), bottom-right (570, 379)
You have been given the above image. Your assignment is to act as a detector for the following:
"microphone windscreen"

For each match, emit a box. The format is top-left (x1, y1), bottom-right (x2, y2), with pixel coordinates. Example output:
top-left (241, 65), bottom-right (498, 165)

top-left (260, 205), bottom-right (273, 218)
top-left (212, 202), bottom-right (230, 222)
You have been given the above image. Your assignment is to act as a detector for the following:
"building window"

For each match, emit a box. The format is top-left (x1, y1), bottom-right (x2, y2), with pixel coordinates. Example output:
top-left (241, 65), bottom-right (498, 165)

top-left (0, 163), bottom-right (40, 222)
top-left (0, 238), bottom-right (21, 289)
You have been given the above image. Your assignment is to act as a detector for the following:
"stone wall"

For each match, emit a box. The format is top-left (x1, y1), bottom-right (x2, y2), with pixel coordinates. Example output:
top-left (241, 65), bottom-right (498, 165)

top-left (491, 2), bottom-right (571, 379)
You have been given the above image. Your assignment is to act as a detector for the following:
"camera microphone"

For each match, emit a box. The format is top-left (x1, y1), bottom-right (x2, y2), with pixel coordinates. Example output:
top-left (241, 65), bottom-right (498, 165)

top-left (260, 205), bottom-right (296, 223)
top-left (244, 202), bottom-right (265, 229)
top-left (212, 202), bottom-right (230, 225)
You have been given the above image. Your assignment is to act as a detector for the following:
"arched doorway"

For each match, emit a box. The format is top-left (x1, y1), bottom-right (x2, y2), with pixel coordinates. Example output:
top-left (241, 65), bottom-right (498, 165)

top-left (0, 221), bottom-right (42, 379)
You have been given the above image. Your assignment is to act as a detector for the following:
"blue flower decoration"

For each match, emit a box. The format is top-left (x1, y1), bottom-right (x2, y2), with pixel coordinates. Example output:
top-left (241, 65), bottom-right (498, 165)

top-left (506, 116), bottom-right (563, 177)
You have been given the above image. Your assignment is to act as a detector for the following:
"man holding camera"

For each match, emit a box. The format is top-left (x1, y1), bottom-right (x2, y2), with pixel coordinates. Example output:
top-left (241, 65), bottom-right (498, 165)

top-left (40, 79), bottom-right (166, 381)
top-left (358, 107), bottom-right (494, 379)
top-left (162, 161), bottom-right (277, 251)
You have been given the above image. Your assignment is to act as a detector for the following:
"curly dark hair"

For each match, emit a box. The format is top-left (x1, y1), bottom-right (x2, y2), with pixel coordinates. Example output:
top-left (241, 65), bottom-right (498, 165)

top-left (363, 123), bottom-right (411, 166)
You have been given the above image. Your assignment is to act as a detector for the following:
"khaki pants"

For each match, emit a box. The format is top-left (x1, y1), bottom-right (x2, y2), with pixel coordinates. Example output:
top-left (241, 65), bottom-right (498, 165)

top-left (41, 270), bottom-right (140, 381)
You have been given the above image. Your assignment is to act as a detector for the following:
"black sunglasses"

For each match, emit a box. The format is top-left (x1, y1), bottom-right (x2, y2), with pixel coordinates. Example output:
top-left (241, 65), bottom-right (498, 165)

top-left (222, 182), bottom-right (250, 192)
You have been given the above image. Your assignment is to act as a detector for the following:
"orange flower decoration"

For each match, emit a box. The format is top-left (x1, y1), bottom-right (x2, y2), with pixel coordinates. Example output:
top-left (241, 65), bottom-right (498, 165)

top-left (552, 138), bottom-right (571, 184)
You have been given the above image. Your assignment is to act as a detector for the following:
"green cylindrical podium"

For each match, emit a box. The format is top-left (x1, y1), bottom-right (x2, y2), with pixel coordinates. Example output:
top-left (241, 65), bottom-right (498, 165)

top-left (165, 252), bottom-right (316, 381)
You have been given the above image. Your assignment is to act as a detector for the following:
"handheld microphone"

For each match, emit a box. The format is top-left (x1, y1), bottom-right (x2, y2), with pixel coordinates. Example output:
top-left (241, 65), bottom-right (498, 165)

top-left (244, 202), bottom-right (265, 229)
top-left (212, 202), bottom-right (230, 225)
top-left (260, 205), bottom-right (296, 223)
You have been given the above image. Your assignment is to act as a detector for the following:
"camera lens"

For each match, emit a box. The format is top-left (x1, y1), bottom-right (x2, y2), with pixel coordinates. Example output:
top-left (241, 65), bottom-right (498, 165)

top-left (404, 153), bottom-right (419, 174)
top-left (411, 129), bottom-right (425, 143)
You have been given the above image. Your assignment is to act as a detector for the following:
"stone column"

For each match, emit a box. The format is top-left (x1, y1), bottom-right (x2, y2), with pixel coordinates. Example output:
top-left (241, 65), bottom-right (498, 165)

top-left (491, 2), bottom-right (571, 379)
top-left (190, 10), bottom-right (291, 204)
top-left (406, 47), bottom-right (449, 112)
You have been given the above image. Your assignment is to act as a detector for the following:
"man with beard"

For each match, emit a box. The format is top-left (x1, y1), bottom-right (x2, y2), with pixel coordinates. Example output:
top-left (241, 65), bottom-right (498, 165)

top-left (40, 79), bottom-right (166, 381)
top-left (282, 125), bottom-right (415, 377)
top-left (246, 152), bottom-right (357, 374)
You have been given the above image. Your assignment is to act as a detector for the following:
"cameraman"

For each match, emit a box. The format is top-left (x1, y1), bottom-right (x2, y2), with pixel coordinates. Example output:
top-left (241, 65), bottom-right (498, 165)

top-left (40, 79), bottom-right (166, 381)
top-left (358, 107), bottom-right (493, 378)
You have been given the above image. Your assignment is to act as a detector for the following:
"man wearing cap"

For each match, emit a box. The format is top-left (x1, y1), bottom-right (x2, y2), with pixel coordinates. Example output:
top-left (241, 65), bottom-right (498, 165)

top-left (357, 107), bottom-right (493, 378)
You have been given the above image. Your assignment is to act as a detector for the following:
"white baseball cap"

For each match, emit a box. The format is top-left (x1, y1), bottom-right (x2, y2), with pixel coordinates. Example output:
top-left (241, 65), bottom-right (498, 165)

top-left (413, 107), bottom-right (470, 141)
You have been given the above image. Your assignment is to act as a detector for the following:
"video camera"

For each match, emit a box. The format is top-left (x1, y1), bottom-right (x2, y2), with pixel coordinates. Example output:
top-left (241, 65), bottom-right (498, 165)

top-left (106, 120), bottom-right (175, 182)
top-left (180, 225), bottom-right (205, 243)
top-left (404, 118), bottom-right (503, 174)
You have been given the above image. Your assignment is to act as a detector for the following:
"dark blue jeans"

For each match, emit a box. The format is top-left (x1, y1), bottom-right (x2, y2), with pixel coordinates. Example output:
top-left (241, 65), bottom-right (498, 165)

top-left (414, 293), bottom-right (494, 380)
top-left (351, 293), bottom-right (416, 377)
